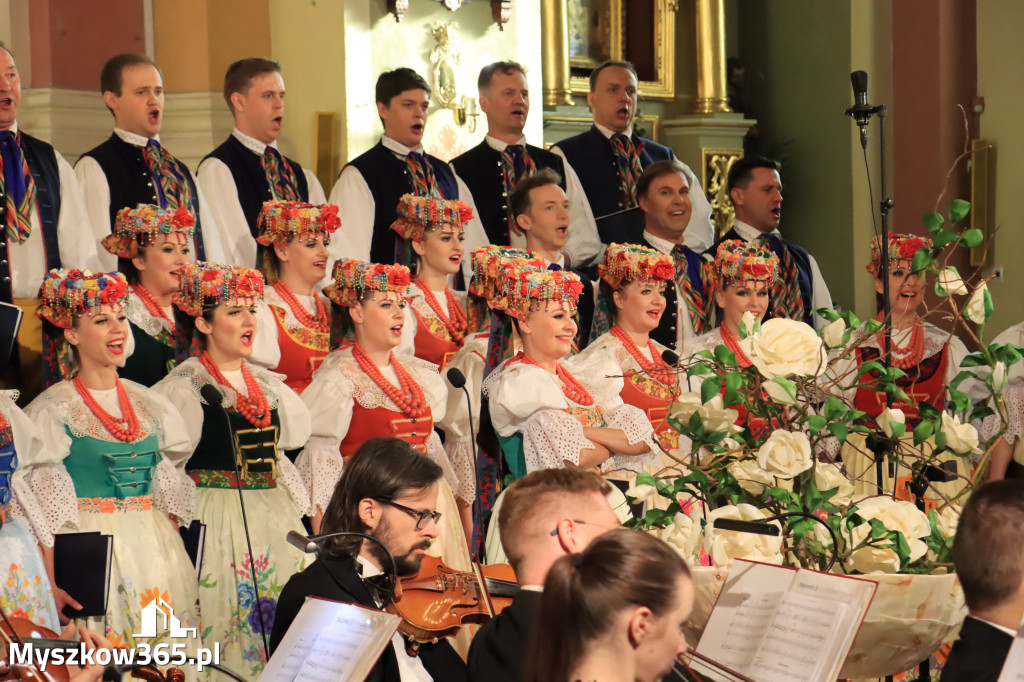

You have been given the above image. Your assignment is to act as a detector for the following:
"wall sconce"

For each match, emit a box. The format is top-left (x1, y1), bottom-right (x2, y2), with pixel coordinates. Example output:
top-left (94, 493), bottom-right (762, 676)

top-left (430, 22), bottom-right (478, 132)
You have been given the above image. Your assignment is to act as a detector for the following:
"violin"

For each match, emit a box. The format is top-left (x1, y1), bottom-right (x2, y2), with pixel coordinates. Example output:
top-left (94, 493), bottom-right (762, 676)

top-left (386, 556), bottom-right (517, 647)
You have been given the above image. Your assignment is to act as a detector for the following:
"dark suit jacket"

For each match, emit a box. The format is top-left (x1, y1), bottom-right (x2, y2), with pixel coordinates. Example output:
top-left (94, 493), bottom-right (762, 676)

top-left (271, 555), bottom-right (467, 682)
top-left (940, 616), bottom-right (1014, 682)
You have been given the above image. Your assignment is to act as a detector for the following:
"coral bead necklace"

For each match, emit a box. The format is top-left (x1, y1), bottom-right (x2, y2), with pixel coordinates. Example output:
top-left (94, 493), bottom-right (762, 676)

top-left (73, 377), bottom-right (142, 442)
top-left (272, 280), bottom-right (329, 333)
top-left (132, 284), bottom-right (173, 326)
top-left (875, 312), bottom-right (924, 369)
top-left (719, 324), bottom-right (753, 368)
top-left (198, 351), bottom-right (272, 428)
top-left (415, 279), bottom-right (467, 344)
top-left (610, 325), bottom-right (676, 385)
top-left (516, 352), bottom-right (595, 406)
top-left (352, 343), bottom-right (431, 418)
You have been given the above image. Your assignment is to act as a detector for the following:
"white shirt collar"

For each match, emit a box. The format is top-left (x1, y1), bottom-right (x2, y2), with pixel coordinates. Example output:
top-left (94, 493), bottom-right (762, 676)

top-left (519, 585), bottom-right (543, 592)
top-left (541, 253), bottom-right (566, 269)
top-left (968, 615), bottom-right (1019, 639)
top-left (114, 128), bottom-right (158, 147)
top-left (484, 134), bottom-right (527, 152)
top-left (4, 121), bottom-right (18, 135)
top-left (733, 220), bottom-right (780, 242)
top-left (356, 554), bottom-right (382, 578)
top-left (381, 135), bottom-right (423, 158)
top-left (232, 127), bottom-right (278, 155)
top-left (594, 121), bottom-right (633, 140)
top-left (643, 229), bottom-right (681, 255)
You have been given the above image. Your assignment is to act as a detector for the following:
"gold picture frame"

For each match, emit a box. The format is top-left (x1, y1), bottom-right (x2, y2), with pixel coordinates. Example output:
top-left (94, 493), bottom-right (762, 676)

top-left (565, 0), bottom-right (676, 101)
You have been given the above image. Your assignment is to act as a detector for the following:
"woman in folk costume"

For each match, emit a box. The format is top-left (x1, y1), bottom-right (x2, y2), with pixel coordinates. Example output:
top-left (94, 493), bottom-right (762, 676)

top-left (831, 233), bottom-right (982, 498)
top-left (1, 390), bottom-right (61, 629)
top-left (390, 193), bottom-right (473, 369)
top-left (21, 270), bottom-right (201, 658)
top-left (573, 243), bottom-right (682, 458)
top-left (153, 262), bottom-right (310, 678)
top-left (250, 200), bottom-right (338, 394)
top-left (100, 204), bottom-right (194, 387)
top-left (483, 265), bottom-right (659, 483)
top-left (439, 245), bottom-right (544, 547)
top-left (297, 258), bottom-right (471, 569)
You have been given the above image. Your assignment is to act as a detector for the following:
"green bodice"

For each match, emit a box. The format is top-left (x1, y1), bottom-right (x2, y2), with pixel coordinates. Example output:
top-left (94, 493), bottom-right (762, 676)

top-left (63, 427), bottom-right (159, 498)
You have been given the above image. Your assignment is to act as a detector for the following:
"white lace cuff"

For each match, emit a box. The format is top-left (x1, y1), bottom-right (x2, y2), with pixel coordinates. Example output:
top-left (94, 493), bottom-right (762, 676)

top-left (9, 474), bottom-right (54, 547)
top-left (425, 433), bottom-right (460, 495)
top-left (152, 457), bottom-right (196, 526)
top-left (602, 403), bottom-right (659, 474)
top-left (522, 409), bottom-right (595, 472)
top-left (295, 442), bottom-right (345, 517)
top-left (444, 439), bottom-right (476, 505)
top-left (277, 455), bottom-right (312, 517)
top-left (26, 464), bottom-right (79, 536)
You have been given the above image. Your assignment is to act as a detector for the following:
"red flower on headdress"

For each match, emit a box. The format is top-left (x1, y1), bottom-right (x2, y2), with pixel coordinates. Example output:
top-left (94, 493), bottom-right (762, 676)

top-left (236, 270), bottom-right (265, 296)
top-left (743, 263), bottom-right (771, 279)
top-left (201, 270), bottom-right (219, 282)
top-left (372, 263), bottom-right (387, 277)
top-left (898, 238), bottom-right (926, 259)
top-left (171, 206), bottom-right (195, 228)
top-left (565, 278), bottom-right (585, 299)
top-left (320, 204), bottom-right (341, 233)
top-left (651, 261), bottom-right (675, 281)
top-left (457, 203), bottom-right (474, 224)
top-left (387, 266), bottom-right (411, 288)
top-left (99, 276), bottom-right (127, 304)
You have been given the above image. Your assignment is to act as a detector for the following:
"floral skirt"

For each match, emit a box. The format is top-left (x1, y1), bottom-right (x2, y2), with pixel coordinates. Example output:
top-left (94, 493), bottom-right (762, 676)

top-left (425, 479), bottom-right (472, 572)
top-left (72, 502), bottom-right (204, 680)
top-left (1, 517), bottom-right (60, 629)
top-left (194, 486), bottom-right (306, 680)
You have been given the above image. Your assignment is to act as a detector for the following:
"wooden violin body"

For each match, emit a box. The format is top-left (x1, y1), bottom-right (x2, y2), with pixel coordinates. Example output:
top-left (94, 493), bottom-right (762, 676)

top-left (386, 556), bottom-right (517, 644)
top-left (0, 617), bottom-right (70, 682)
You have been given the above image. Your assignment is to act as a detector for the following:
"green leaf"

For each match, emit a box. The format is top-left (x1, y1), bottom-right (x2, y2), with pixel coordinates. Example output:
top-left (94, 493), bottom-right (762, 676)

top-left (770, 377), bottom-right (798, 404)
top-left (949, 370), bottom-right (978, 389)
top-left (857, 361), bottom-right (886, 377)
top-left (816, 307), bottom-right (839, 323)
top-left (840, 310), bottom-right (862, 329)
top-left (913, 419), bottom-right (935, 444)
top-left (864, 319), bottom-right (883, 334)
top-left (723, 372), bottom-right (744, 407)
top-left (918, 402), bottom-right (941, 420)
top-left (948, 199), bottom-right (970, 223)
top-left (958, 352), bottom-right (988, 368)
top-left (701, 377), bottom-right (721, 405)
top-left (911, 247), bottom-right (932, 273)
top-left (634, 472), bottom-right (658, 488)
top-left (923, 211), bottom-right (945, 234)
top-left (824, 396), bottom-right (845, 421)
top-left (828, 421), bottom-right (849, 444)
top-left (970, 405), bottom-right (994, 422)
top-left (714, 344), bottom-right (738, 368)
top-left (807, 415), bottom-right (827, 436)
top-left (687, 362), bottom-right (714, 376)
top-left (932, 230), bottom-right (959, 249)
top-left (960, 228), bottom-right (983, 249)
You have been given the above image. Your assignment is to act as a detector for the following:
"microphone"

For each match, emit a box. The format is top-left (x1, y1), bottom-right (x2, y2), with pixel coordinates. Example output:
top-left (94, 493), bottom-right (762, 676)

top-left (286, 530), bottom-right (399, 604)
top-left (446, 367), bottom-right (466, 389)
top-left (846, 70), bottom-right (875, 149)
top-left (661, 349), bottom-right (679, 366)
top-left (712, 518), bottom-right (780, 536)
top-left (287, 529), bottom-right (319, 553)
top-left (199, 382), bottom-right (270, 662)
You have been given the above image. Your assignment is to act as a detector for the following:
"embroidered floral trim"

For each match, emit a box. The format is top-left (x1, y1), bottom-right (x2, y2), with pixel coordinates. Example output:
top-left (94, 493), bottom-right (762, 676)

top-left (0, 503), bottom-right (10, 523)
top-left (269, 305), bottom-right (329, 351)
top-left (566, 404), bottom-right (605, 428)
top-left (124, 292), bottom-right (174, 345)
top-left (36, 381), bottom-right (161, 443)
top-left (319, 351), bottom-right (440, 411)
top-left (188, 470), bottom-right (277, 490)
top-left (77, 495), bottom-right (154, 514)
top-left (166, 358), bottom-right (283, 413)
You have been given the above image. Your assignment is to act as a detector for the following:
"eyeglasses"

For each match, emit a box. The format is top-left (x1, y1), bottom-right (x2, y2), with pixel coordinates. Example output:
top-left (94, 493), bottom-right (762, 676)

top-left (373, 497), bottom-right (442, 530)
top-left (549, 518), bottom-right (619, 536)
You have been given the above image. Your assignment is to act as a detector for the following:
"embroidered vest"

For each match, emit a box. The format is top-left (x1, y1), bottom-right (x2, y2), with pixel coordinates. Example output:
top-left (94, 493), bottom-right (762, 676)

top-left (339, 403), bottom-right (433, 460)
top-left (854, 343), bottom-right (949, 425)
top-left (63, 429), bottom-right (158, 499)
top-left (189, 399), bottom-right (282, 486)
top-left (269, 305), bottom-right (329, 394)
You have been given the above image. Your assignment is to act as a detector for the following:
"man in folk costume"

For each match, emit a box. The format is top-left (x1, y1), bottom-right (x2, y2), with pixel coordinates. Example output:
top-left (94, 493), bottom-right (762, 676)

top-left (198, 57), bottom-right (327, 267)
top-left (450, 61), bottom-right (600, 267)
top-left (329, 68), bottom-right (487, 281)
top-left (76, 53), bottom-right (223, 270)
top-left (550, 60), bottom-right (714, 253)
top-left (250, 200), bottom-right (339, 394)
top-left (711, 155), bottom-right (832, 328)
top-left (636, 160), bottom-right (710, 355)
top-left (0, 42), bottom-right (102, 403)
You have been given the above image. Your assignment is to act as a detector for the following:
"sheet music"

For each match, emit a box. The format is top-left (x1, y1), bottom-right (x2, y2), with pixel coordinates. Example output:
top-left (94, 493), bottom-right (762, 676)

top-left (752, 592), bottom-right (848, 682)
top-left (258, 598), bottom-right (401, 682)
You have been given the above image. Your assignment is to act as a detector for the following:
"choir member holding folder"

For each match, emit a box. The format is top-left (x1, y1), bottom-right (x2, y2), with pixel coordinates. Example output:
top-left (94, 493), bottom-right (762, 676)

top-left (21, 269), bottom-right (201, 660)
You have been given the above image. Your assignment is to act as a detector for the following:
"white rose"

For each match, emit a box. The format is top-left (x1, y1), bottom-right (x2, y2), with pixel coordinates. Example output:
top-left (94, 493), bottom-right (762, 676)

top-left (763, 379), bottom-right (798, 406)
top-left (935, 504), bottom-right (960, 539)
top-left (937, 267), bottom-right (968, 296)
top-left (876, 407), bottom-right (906, 438)
top-left (703, 504), bottom-right (784, 567)
top-left (940, 412), bottom-right (981, 455)
top-left (659, 512), bottom-right (701, 562)
top-left (738, 310), bottom-right (758, 338)
top-left (821, 318), bottom-right (847, 349)
top-left (992, 361), bottom-right (1008, 393)
top-left (625, 483), bottom-right (657, 506)
top-left (964, 282), bottom-right (991, 324)
top-left (844, 522), bottom-right (902, 574)
top-left (855, 496), bottom-right (931, 562)
top-left (669, 393), bottom-right (740, 434)
top-left (727, 459), bottom-right (775, 495)
top-left (814, 462), bottom-right (854, 507)
top-left (740, 318), bottom-right (828, 379)
top-left (756, 429), bottom-right (813, 479)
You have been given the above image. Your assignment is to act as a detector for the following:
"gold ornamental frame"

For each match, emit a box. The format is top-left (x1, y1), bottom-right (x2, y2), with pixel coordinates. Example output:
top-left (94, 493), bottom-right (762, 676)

top-left (565, 0), bottom-right (676, 101)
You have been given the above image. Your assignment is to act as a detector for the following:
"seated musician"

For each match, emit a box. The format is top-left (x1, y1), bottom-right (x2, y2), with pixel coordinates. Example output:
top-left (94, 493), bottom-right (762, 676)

top-left (270, 437), bottom-right (467, 682)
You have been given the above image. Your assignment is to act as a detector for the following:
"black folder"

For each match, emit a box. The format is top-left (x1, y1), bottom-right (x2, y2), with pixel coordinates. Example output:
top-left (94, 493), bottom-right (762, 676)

top-left (54, 531), bottom-right (113, 619)
top-left (595, 206), bottom-right (646, 246)
top-left (0, 301), bottom-right (23, 373)
top-left (179, 520), bottom-right (207, 578)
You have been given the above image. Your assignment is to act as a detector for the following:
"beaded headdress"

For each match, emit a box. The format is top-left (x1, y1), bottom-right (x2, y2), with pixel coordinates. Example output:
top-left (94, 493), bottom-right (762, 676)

top-left (706, 239), bottom-right (780, 291)
top-left (866, 232), bottom-right (933, 276)
top-left (389, 194), bottom-right (474, 242)
top-left (102, 205), bottom-right (195, 258)
top-left (500, 265), bottom-right (584, 321)
top-left (598, 242), bottom-right (675, 289)
top-left (469, 246), bottom-right (544, 300)
top-left (37, 269), bottom-right (129, 329)
top-left (322, 258), bottom-right (412, 307)
top-left (173, 262), bottom-right (265, 317)
top-left (255, 200), bottom-right (340, 246)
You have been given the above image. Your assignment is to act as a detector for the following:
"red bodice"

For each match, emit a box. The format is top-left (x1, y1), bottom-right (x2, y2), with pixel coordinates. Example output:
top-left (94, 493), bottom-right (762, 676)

top-left (339, 403), bottom-right (434, 460)
top-left (270, 305), bottom-right (329, 394)
top-left (619, 371), bottom-right (679, 449)
top-left (854, 343), bottom-right (948, 423)
top-left (413, 308), bottom-right (461, 369)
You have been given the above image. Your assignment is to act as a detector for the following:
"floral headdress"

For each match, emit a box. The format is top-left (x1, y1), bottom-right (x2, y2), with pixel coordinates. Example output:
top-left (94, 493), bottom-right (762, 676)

top-left (102, 205), bottom-right (195, 258)
top-left (468, 246), bottom-right (544, 301)
top-left (706, 240), bottom-right (780, 291)
top-left (173, 262), bottom-right (265, 317)
top-left (389, 194), bottom-right (474, 242)
top-left (598, 243), bottom-right (675, 289)
top-left (37, 269), bottom-right (128, 329)
top-left (322, 258), bottom-right (412, 307)
top-left (866, 232), bottom-right (934, 276)
top-left (500, 265), bottom-right (584, 321)
top-left (255, 200), bottom-right (340, 246)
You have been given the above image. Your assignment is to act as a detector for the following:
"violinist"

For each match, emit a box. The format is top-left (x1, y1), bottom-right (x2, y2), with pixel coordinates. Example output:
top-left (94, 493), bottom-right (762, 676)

top-left (467, 468), bottom-right (620, 682)
top-left (271, 437), bottom-right (467, 682)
